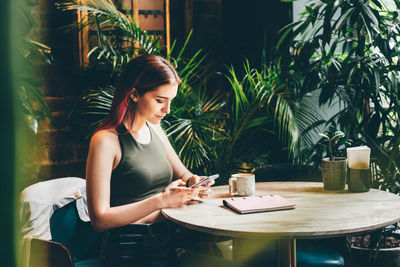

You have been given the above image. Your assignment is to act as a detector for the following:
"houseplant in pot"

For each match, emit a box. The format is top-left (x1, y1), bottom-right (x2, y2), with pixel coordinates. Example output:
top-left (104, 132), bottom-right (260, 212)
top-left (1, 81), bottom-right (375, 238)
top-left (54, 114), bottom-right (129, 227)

top-left (348, 223), bottom-right (400, 266)
top-left (319, 126), bottom-right (350, 190)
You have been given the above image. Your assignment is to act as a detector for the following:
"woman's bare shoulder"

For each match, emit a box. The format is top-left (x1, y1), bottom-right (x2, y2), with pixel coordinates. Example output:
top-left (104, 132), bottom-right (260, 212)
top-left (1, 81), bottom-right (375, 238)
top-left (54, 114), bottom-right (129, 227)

top-left (90, 128), bottom-right (119, 150)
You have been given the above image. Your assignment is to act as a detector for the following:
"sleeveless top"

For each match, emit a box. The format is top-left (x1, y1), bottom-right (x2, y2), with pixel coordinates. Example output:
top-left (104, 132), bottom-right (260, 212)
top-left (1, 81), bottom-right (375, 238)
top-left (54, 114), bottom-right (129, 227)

top-left (110, 124), bottom-right (173, 207)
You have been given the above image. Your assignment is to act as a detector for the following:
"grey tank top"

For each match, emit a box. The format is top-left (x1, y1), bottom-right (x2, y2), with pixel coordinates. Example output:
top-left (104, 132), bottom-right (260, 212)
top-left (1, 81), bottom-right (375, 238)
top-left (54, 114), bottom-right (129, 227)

top-left (110, 124), bottom-right (173, 207)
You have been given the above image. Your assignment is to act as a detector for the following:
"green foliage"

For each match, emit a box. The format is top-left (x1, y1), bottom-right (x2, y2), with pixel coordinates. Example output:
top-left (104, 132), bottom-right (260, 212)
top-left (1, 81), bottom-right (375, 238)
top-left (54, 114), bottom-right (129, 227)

top-left (279, 0), bottom-right (400, 137)
top-left (17, 1), bottom-right (53, 133)
top-left (317, 125), bottom-right (350, 161)
top-left (165, 59), bottom-right (324, 182)
top-left (163, 35), bottom-right (223, 171)
top-left (14, 0), bottom-right (53, 185)
top-left (278, 0), bottom-right (400, 192)
top-left (217, 62), bottom-right (285, 179)
top-left (82, 85), bottom-right (114, 135)
top-left (165, 60), bottom-right (277, 181)
top-left (368, 134), bottom-right (400, 194)
top-left (63, 0), bottom-right (325, 182)
top-left (58, 0), bottom-right (161, 76)
top-left (163, 88), bottom-right (226, 172)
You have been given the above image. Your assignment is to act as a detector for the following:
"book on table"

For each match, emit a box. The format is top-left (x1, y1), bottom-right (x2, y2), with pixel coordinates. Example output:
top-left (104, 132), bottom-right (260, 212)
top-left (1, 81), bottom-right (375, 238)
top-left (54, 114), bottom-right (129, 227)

top-left (222, 195), bottom-right (295, 214)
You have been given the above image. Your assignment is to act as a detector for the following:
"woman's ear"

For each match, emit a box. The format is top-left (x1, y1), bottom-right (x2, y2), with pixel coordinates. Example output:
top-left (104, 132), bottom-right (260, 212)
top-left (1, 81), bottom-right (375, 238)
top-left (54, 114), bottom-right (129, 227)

top-left (130, 89), bottom-right (138, 102)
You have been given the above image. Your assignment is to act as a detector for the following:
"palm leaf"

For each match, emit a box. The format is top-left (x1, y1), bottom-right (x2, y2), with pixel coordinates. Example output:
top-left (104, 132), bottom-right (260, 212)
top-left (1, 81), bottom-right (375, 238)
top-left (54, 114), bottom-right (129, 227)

top-left (58, 0), bottom-right (160, 73)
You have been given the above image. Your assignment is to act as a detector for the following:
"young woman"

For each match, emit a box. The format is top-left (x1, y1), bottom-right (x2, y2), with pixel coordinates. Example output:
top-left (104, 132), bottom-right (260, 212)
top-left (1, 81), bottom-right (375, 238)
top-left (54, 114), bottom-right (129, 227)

top-left (85, 54), bottom-right (213, 266)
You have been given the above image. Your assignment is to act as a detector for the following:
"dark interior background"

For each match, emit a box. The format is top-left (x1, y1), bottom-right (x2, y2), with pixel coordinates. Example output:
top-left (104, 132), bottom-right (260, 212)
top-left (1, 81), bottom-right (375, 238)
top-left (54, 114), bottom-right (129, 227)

top-left (171, 0), bottom-right (292, 70)
top-left (23, 0), bottom-right (293, 184)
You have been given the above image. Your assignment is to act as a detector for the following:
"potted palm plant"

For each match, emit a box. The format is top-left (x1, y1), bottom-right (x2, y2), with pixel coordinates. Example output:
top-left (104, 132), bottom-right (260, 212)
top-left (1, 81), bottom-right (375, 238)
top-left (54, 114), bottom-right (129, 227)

top-left (319, 126), bottom-right (349, 190)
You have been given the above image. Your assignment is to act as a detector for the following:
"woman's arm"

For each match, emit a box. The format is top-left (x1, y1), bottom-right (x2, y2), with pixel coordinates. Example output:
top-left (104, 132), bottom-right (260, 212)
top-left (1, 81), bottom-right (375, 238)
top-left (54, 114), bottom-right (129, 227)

top-left (86, 131), bottom-right (199, 232)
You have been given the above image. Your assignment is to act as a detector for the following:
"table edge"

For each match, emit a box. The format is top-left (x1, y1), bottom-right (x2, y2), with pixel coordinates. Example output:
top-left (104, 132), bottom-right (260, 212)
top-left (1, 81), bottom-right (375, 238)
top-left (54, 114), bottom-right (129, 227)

top-left (162, 182), bottom-right (400, 239)
top-left (162, 209), bottom-right (400, 239)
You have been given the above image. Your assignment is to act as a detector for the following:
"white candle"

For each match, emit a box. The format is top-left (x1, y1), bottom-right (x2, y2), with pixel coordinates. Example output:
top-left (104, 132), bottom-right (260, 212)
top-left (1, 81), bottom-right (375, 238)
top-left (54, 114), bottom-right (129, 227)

top-left (346, 146), bottom-right (370, 169)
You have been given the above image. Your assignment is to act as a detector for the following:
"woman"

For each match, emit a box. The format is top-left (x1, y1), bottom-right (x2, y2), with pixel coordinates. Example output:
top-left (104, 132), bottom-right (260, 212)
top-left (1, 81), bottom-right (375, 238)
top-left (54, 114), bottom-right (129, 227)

top-left (85, 54), bottom-right (212, 266)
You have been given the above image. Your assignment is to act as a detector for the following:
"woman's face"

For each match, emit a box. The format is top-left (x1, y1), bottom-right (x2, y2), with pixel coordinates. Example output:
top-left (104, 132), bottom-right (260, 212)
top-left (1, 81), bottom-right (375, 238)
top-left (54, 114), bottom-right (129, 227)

top-left (133, 83), bottom-right (178, 124)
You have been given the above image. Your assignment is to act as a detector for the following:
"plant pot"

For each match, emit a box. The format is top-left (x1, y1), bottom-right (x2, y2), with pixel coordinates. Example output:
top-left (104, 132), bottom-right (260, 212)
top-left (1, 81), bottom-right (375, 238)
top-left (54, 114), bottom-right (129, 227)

top-left (349, 244), bottom-right (400, 266)
top-left (321, 157), bottom-right (347, 190)
top-left (348, 231), bottom-right (400, 266)
top-left (348, 168), bottom-right (371, 192)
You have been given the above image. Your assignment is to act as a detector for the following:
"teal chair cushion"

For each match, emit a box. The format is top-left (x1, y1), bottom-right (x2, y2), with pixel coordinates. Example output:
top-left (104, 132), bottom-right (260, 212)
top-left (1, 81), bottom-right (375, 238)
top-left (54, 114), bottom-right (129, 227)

top-left (75, 258), bottom-right (100, 267)
top-left (297, 238), bottom-right (345, 267)
top-left (297, 247), bottom-right (345, 267)
top-left (227, 238), bottom-right (345, 267)
top-left (50, 201), bottom-right (101, 262)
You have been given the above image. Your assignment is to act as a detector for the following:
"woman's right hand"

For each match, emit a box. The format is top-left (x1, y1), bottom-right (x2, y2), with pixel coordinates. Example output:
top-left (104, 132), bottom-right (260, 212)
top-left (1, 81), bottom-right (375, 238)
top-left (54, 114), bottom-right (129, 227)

top-left (160, 179), bottom-right (200, 208)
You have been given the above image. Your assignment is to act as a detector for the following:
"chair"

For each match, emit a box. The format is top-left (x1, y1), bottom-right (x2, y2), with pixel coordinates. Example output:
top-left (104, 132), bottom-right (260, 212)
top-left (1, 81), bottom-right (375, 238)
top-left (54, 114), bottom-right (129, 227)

top-left (49, 201), bottom-right (101, 267)
top-left (27, 236), bottom-right (100, 267)
top-left (28, 238), bottom-right (74, 267)
top-left (20, 177), bottom-right (101, 267)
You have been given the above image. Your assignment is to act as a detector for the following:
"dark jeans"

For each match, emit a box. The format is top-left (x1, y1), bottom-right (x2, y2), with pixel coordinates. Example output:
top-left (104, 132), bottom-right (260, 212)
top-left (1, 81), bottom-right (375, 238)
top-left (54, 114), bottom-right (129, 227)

top-left (100, 222), bottom-right (176, 267)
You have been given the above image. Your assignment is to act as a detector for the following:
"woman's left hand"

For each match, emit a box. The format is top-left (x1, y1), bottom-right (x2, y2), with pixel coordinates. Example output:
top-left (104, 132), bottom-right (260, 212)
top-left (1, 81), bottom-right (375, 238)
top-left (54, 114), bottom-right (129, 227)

top-left (187, 175), bottom-right (214, 198)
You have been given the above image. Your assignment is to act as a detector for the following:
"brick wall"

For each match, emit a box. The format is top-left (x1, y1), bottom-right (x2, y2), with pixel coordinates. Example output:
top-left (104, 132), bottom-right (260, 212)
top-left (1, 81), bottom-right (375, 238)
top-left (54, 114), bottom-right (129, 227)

top-left (37, 96), bottom-right (87, 180)
top-left (29, 0), bottom-right (88, 185)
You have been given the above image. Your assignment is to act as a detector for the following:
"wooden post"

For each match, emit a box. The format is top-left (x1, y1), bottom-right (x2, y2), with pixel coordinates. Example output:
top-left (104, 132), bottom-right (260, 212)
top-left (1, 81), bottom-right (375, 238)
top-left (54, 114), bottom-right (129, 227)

top-left (185, 0), bottom-right (193, 36)
top-left (165, 0), bottom-right (170, 54)
top-left (132, 0), bottom-right (139, 24)
top-left (77, 0), bottom-right (89, 70)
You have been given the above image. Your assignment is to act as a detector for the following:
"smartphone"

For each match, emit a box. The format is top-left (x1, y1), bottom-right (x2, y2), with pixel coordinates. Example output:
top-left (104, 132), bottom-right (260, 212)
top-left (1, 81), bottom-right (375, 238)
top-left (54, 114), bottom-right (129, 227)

top-left (189, 174), bottom-right (219, 188)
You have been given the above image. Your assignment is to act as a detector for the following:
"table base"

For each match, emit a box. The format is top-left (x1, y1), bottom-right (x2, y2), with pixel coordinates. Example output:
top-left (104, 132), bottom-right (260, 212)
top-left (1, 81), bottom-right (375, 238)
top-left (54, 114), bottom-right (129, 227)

top-left (277, 239), bottom-right (296, 267)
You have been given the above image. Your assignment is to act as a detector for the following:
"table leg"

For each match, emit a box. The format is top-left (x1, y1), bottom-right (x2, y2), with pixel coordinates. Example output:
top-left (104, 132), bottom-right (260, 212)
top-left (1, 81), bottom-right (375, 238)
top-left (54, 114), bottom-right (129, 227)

top-left (277, 238), bottom-right (296, 267)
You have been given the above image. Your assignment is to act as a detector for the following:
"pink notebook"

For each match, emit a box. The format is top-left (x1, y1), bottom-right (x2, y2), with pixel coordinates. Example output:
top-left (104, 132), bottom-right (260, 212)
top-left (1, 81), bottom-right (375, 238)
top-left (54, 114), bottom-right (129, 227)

top-left (222, 195), bottom-right (295, 214)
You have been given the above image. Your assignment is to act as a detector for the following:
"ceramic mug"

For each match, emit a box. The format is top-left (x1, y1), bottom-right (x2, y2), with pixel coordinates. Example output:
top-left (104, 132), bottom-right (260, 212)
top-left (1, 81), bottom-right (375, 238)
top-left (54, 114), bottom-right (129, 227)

top-left (229, 173), bottom-right (255, 196)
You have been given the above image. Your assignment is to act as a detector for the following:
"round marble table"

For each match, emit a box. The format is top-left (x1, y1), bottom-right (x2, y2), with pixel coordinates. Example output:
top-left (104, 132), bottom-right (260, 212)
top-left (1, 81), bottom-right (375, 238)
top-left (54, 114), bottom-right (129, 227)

top-left (162, 182), bottom-right (400, 267)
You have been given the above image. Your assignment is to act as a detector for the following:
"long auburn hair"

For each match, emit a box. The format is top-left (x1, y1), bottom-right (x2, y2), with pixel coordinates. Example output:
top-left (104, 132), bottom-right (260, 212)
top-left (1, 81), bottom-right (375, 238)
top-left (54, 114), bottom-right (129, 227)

top-left (96, 55), bottom-right (181, 133)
